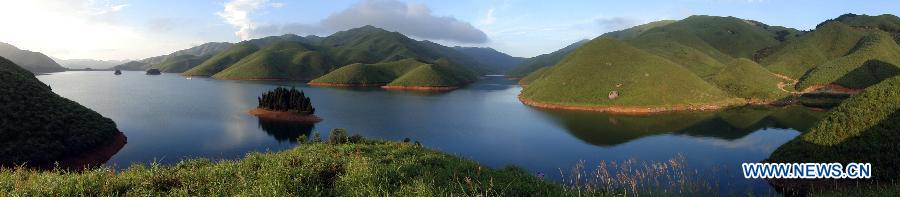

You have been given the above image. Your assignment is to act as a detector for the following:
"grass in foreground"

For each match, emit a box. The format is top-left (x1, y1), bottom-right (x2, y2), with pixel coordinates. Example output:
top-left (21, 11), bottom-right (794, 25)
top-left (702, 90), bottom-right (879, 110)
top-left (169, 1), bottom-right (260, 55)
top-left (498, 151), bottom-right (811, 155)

top-left (0, 131), bottom-right (568, 196)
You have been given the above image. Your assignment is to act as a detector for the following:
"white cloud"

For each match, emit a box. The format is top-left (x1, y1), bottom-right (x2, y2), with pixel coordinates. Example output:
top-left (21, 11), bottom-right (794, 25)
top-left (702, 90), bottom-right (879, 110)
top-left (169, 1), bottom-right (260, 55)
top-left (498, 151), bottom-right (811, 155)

top-left (0, 0), bottom-right (202, 60)
top-left (247, 0), bottom-right (488, 43)
top-left (218, 0), bottom-right (269, 40)
top-left (594, 17), bottom-right (640, 32)
top-left (481, 8), bottom-right (496, 26)
top-left (270, 2), bottom-right (285, 8)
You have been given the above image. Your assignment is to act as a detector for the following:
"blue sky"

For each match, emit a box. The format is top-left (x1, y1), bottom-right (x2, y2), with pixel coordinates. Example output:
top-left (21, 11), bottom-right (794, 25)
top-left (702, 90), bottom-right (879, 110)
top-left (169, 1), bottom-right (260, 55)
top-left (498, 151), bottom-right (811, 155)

top-left (0, 0), bottom-right (897, 60)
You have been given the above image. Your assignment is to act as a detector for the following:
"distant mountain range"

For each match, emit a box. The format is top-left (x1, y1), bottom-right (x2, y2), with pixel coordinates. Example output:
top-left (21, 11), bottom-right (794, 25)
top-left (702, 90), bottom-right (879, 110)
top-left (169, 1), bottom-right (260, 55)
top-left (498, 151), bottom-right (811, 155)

top-left (113, 42), bottom-right (233, 72)
top-left (0, 42), bottom-right (66, 73)
top-left (114, 25), bottom-right (519, 88)
top-left (52, 58), bottom-right (129, 70)
top-left (506, 40), bottom-right (588, 78)
top-left (452, 46), bottom-right (524, 73)
top-left (519, 13), bottom-right (900, 111)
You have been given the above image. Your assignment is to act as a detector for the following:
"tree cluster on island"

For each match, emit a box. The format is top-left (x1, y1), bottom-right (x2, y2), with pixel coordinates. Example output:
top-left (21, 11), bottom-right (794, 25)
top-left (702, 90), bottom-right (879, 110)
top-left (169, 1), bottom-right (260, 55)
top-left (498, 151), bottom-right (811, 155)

top-left (257, 87), bottom-right (315, 114)
top-left (145, 69), bottom-right (161, 75)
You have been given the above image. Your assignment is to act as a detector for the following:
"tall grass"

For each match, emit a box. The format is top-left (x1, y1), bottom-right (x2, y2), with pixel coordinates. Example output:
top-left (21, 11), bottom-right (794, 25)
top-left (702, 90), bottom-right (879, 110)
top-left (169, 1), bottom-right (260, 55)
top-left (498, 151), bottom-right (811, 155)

top-left (554, 154), bottom-right (723, 196)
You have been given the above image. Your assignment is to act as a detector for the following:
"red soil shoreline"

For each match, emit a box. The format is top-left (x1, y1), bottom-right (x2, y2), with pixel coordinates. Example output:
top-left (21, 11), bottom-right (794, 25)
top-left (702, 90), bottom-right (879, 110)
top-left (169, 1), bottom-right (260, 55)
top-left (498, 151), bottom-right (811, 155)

top-left (308, 82), bottom-right (459, 91)
top-left (56, 131), bottom-right (128, 170)
top-left (248, 108), bottom-right (322, 123)
top-left (517, 94), bottom-right (786, 114)
top-left (307, 82), bottom-right (386, 87)
top-left (381, 85), bottom-right (459, 91)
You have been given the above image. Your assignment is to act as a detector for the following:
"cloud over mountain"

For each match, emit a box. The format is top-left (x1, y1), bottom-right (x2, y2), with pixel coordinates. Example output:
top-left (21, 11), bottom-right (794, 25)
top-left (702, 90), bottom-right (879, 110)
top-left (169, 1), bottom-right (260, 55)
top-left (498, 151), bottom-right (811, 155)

top-left (241, 0), bottom-right (489, 43)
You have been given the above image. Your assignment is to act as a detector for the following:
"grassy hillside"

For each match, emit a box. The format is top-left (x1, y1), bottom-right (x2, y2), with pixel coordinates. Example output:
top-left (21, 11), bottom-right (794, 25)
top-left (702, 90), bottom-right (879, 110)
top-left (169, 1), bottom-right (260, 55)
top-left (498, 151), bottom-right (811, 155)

top-left (796, 32), bottom-right (900, 89)
top-left (763, 22), bottom-right (868, 78)
top-left (521, 38), bottom-right (734, 107)
top-left (0, 57), bottom-right (118, 165)
top-left (452, 46), bottom-right (524, 73)
top-left (416, 41), bottom-right (489, 74)
top-left (761, 14), bottom-right (900, 91)
top-left (641, 15), bottom-right (784, 59)
top-left (212, 41), bottom-right (332, 80)
top-left (0, 42), bottom-right (67, 73)
top-left (321, 26), bottom-right (438, 66)
top-left (189, 26), bottom-right (481, 84)
top-left (0, 136), bottom-right (570, 196)
top-left (506, 40), bottom-right (588, 78)
top-left (709, 58), bottom-right (789, 99)
top-left (626, 30), bottom-right (731, 78)
top-left (112, 61), bottom-right (149, 71)
top-left (183, 43), bottom-right (260, 76)
top-left (768, 76), bottom-right (900, 183)
top-left (310, 58), bottom-right (428, 85)
top-left (599, 20), bottom-right (677, 39)
top-left (150, 54), bottom-right (211, 73)
top-left (138, 42), bottom-right (232, 65)
top-left (386, 61), bottom-right (476, 87)
top-left (518, 67), bottom-right (550, 86)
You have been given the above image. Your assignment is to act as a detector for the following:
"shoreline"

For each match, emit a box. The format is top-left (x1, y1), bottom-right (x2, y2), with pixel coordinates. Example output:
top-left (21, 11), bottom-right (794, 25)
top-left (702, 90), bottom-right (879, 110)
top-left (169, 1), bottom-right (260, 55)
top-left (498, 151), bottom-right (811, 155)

top-left (248, 108), bottom-right (322, 123)
top-left (308, 82), bottom-right (386, 87)
top-left (800, 84), bottom-right (863, 94)
top-left (381, 85), bottom-right (459, 91)
top-left (27, 131), bottom-right (128, 171)
top-left (517, 94), bottom-right (783, 114)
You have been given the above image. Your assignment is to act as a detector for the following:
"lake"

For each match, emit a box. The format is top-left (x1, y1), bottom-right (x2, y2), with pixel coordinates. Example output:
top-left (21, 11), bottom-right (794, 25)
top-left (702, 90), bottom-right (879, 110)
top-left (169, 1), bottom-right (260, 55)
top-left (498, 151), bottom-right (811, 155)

top-left (37, 71), bottom-right (824, 194)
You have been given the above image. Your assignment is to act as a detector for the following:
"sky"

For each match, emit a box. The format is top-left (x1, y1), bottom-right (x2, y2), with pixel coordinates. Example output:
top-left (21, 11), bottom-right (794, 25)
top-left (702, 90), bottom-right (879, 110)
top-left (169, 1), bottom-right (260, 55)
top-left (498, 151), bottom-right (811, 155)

top-left (0, 0), bottom-right (897, 60)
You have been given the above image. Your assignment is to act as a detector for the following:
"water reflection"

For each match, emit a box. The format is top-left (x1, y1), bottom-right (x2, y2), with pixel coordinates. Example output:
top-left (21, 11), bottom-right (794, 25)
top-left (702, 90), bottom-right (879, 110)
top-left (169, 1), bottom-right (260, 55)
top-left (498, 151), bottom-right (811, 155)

top-left (535, 106), bottom-right (826, 146)
top-left (256, 118), bottom-right (315, 143)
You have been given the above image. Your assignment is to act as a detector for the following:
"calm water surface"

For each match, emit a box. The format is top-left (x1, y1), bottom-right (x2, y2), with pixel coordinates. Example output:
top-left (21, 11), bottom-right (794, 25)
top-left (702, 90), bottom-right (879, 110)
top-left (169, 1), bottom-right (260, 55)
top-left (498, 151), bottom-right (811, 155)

top-left (37, 71), bottom-right (824, 194)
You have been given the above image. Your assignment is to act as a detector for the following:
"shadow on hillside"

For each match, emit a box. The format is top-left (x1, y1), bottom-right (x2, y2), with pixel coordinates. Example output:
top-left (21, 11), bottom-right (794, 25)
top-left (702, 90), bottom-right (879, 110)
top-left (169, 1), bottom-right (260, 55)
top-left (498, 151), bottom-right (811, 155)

top-left (766, 109), bottom-right (900, 196)
top-left (533, 106), bottom-right (826, 146)
top-left (832, 60), bottom-right (900, 89)
top-left (257, 118), bottom-right (315, 143)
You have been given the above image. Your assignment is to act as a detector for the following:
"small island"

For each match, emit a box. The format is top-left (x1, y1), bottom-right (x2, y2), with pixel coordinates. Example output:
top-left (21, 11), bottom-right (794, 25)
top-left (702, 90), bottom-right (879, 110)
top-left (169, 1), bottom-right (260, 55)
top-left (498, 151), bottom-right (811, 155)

top-left (248, 87), bottom-right (322, 123)
top-left (114, 69), bottom-right (122, 75)
top-left (145, 68), bottom-right (161, 75)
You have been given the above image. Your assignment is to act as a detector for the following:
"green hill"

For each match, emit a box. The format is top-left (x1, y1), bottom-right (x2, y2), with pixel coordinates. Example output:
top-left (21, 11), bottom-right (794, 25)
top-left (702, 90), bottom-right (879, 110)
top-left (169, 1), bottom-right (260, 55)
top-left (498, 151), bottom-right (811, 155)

top-left (112, 61), bottom-right (150, 71)
top-left (321, 26), bottom-right (438, 65)
top-left (709, 58), bottom-right (789, 100)
top-left (599, 20), bottom-right (677, 39)
top-left (416, 40), bottom-right (490, 74)
top-left (150, 54), bottom-right (211, 73)
top-left (183, 43), bottom-right (260, 76)
top-left (520, 38), bottom-right (734, 108)
top-left (310, 58), bottom-right (429, 85)
top-left (506, 40), bottom-right (588, 78)
top-left (386, 59), bottom-right (477, 87)
top-left (0, 57), bottom-right (119, 165)
top-left (626, 30), bottom-right (731, 78)
top-left (311, 58), bottom-right (477, 88)
top-left (212, 41), bottom-right (332, 80)
top-left (0, 42), bottom-right (67, 73)
top-left (768, 76), bottom-right (900, 183)
top-left (796, 32), bottom-right (900, 89)
top-left (761, 14), bottom-right (900, 91)
top-left (640, 15), bottom-right (784, 59)
top-left (518, 66), bottom-right (550, 86)
top-left (762, 22), bottom-right (866, 78)
top-left (452, 46), bottom-right (524, 73)
top-left (186, 26), bottom-right (481, 84)
top-left (114, 42), bottom-right (232, 72)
